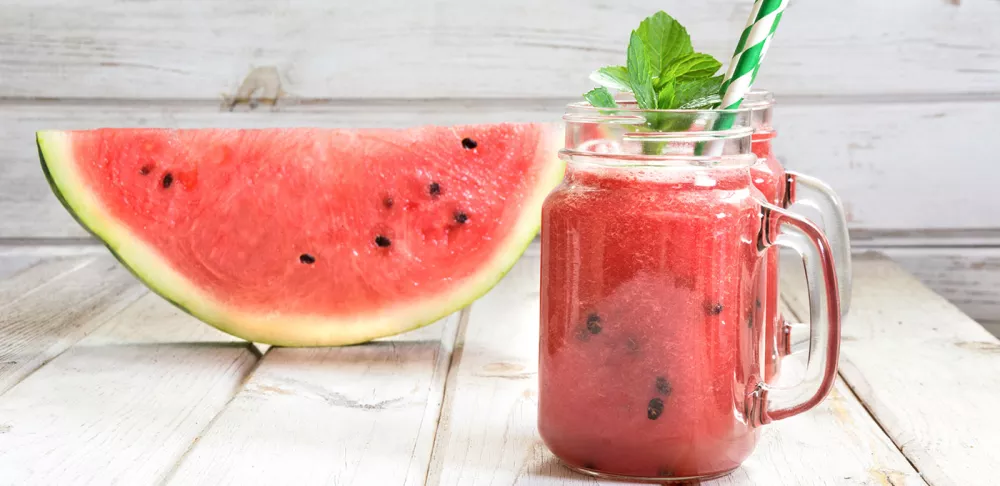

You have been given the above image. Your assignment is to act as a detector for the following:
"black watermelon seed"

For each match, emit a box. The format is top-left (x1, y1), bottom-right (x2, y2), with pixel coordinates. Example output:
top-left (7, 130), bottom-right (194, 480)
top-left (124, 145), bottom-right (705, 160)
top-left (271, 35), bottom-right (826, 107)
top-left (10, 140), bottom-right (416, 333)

top-left (582, 462), bottom-right (597, 470)
top-left (755, 298), bottom-right (761, 310)
top-left (299, 254), bottom-right (316, 264)
top-left (383, 197), bottom-right (394, 208)
top-left (655, 376), bottom-right (672, 396)
top-left (375, 235), bottom-right (392, 248)
top-left (162, 173), bottom-right (174, 189)
top-left (429, 182), bottom-right (441, 196)
top-left (647, 398), bottom-right (664, 420)
top-left (585, 313), bottom-right (602, 334)
top-left (461, 137), bottom-right (478, 150)
top-left (139, 165), bottom-right (152, 176)
top-left (706, 302), bottom-right (724, 315)
top-left (454, 211), bottom-right (468, 224)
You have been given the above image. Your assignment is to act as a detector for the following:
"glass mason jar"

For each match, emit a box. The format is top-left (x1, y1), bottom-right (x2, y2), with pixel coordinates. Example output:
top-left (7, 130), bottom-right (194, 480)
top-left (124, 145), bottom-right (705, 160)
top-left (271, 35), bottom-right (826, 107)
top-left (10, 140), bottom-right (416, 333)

top-left (539, 103), bottom-right (842, 482)
top-left (745, 90), bottom-right (852, 376)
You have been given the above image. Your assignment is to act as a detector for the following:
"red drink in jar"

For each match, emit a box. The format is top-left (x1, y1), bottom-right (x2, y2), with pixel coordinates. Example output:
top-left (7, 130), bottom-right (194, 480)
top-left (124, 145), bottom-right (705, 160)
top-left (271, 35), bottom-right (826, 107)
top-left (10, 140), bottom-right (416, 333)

top-left (539, 104), bottom-right (843, 482)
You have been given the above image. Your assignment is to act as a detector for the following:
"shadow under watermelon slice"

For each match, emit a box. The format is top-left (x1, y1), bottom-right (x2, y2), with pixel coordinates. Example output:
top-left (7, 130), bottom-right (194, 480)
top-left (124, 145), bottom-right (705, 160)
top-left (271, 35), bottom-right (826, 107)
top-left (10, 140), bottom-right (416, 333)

top-left (37, 124), bottom-right (564, 346)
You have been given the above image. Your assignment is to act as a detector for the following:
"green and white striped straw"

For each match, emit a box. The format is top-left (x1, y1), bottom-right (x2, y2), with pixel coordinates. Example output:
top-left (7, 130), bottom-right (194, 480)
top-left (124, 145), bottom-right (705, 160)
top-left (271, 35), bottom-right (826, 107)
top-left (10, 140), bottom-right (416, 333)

top-left (707, 0), bottom-right (788, 155)
top-left (720, 0), bottom-right (788, 109)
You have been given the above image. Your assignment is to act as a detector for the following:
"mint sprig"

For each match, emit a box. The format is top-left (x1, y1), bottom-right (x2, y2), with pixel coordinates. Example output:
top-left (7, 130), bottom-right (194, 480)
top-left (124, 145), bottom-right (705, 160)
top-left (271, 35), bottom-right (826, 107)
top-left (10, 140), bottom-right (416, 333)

top-left (583, 11), bottom-right (724, 112)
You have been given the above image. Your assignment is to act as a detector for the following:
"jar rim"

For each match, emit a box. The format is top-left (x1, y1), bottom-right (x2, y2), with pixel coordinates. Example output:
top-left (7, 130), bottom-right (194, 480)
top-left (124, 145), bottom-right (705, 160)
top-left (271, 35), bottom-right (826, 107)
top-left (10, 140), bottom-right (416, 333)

top-left (558, 150), bottom-right (758, 169)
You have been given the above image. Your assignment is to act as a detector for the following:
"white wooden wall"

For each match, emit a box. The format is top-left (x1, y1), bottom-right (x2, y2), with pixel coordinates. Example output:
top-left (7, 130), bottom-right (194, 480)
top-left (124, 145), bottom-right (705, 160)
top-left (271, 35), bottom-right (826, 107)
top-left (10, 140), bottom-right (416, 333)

top-left (1, 0), bottom-right (998, 323)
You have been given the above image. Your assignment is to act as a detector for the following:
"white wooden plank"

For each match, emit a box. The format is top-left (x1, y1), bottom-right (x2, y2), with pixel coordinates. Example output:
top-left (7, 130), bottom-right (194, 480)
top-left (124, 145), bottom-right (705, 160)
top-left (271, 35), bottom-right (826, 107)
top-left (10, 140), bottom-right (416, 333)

top-left (712, 379), bottom-right (925, 486)
top-left (426, 247), bottom-right (919, 485)
top-left (5, 100), bottom-right (1000, 239)
top-left (0, 256), bottom-right (41, 280)
top-left (781, 247), bottom-right (1000, 329)
top-left (726, 304), bottom-right (926, 486)
top-left (880, 247), bottom-right (1000, 325)
top-left (2, 0), bottom-right (998, 99)
top-left (0, 254), bottom-right (145, 394)
top-left (0, 243), bottom-right (107, 258)
top-left (0, 245), bottom-right (107, 279)
top-left (424, 252), bottom-right (549, 486)
top-left (165, 314), bottom-right (460, 486)
top-left (0, 293), bottom-right (259, 485)
top-left (783, 254), bottom-right (1000, 486)
top-left (0, 256), bottom-right (91, 308)
top-left (778, 101), bottom-right (1000, 231)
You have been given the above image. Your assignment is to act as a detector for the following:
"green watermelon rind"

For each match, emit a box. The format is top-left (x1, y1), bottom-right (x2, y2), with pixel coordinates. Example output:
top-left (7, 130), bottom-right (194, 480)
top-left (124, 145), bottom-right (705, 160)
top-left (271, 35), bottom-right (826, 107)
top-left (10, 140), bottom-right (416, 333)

top-left (37, 128), bottom-right (564, 346)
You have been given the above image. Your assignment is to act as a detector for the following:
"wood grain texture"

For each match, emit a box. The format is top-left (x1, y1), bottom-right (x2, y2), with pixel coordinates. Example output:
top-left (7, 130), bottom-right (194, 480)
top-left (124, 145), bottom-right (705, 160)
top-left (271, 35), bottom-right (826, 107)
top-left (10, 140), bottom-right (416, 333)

top-left (783, 246), bottom-right (1000, 328)
top-left (2, 0), bottom-right (998, 99)
top-left (0, 256), bottom-right (42, 280)
top-left (778, 101), bottom-right (1000, 231)
top-left (0, 254), bottom-right (145, 394)
top-left (5, 100), bottom-right (1000, 238)
top-left (0, 245), bottom-right (107, 279)
top-left (783, 254), bottom-right (1000, 486)
top-left (714, 379), bottom-right (925, 486)
top-left (0, 293), bottom-right (259, 486)
top-left (426, 247), bottom-right (920, 485)
top-left (424, 250), bottom-right (548, 486)
top-left (0, 256), bottom-right (90, 308)
top-left (166, 315), bottom-right (460, 486)
top-left (882, 247), bottom-right (1000, 324)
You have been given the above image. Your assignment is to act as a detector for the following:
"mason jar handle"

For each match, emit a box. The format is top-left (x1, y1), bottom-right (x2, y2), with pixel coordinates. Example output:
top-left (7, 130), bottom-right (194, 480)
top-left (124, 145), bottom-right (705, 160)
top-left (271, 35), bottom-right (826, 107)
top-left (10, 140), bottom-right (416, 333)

top-left (786, 170), bottom-right (852, 315)
top-left (753, 203), bottom-right (841, 424)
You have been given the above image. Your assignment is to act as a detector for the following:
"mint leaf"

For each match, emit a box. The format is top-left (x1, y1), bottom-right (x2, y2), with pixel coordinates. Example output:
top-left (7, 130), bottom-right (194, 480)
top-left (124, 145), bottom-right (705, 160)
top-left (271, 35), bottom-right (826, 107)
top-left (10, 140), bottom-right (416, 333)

top-left (655, 76), bottom-right (724, 110)
top-left (589, 66), bottom-right (631, 92)
top-left (661, 53), bottom-right (722, 82)
top-left (656, 83), bottom-right (676, 109)
top-left (635, 11), bottom-right (693, 80)
top-left (676, 76), bottom-right (725, 109)
top-left (583, 87), bottom-right (618, 108)
top-left (626, 31), bottom-right (656, 110)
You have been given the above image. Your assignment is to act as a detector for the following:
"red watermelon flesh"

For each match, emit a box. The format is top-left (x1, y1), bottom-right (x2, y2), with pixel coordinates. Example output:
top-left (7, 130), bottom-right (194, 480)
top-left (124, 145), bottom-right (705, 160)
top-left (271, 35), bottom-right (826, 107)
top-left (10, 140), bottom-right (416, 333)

top-left (37, 124), bottom-right (563, 345)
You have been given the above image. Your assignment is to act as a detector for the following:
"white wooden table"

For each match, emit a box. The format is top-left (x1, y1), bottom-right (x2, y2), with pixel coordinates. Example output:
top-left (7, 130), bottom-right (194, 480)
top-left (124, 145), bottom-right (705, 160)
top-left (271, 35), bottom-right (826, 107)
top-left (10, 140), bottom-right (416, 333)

top-left (1, 244), bottom-right (998, 486)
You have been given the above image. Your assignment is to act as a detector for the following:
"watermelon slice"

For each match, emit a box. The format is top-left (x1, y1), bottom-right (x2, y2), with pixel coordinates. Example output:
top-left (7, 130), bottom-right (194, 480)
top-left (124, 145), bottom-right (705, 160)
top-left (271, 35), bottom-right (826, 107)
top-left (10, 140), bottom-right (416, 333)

top-left (37, 124), bottom-right (563, 346)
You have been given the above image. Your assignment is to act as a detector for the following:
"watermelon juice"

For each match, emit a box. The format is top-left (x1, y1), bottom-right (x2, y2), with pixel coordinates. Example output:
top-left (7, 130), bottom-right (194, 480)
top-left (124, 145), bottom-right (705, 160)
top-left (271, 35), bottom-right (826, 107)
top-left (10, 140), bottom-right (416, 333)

top-left (539, 104), bottom-right (844, 482)
top-left (540, 162), bottom-right (765, 480)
